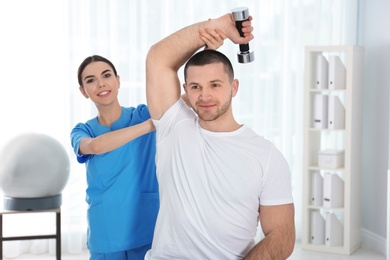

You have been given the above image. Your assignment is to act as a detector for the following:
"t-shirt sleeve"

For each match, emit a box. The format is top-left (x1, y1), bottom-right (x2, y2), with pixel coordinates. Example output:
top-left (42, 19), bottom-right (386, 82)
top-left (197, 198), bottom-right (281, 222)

top-left (152, 99), bottom-right (194, 141)
top-left (70, 123), bottom-right (92, 164)
top-left (259, 146), bottom-right (294, 206)
top-left (135, 104), bottom-right (151, 122)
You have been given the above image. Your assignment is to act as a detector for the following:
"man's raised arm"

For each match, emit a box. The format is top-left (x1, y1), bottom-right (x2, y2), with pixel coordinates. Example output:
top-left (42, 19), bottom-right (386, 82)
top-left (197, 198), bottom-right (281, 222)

top-left (145, 13), bottom-right (253, 120)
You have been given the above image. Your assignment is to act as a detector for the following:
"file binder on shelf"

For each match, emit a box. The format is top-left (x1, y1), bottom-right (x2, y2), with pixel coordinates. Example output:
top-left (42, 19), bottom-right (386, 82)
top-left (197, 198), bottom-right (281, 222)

top-left (325, 213), bottom-right (344, 247)
top-left (328, 95), bottom-right (345, 129)
top-left (311, 172), bottom-right (324, 206)
top-left (328, 55), bottom-right (346, 90)
top-left (323, 173), bottom-right (344, 208)
top-left (313, 94), bottom-right (328, 129)
top-left (311, 211), bottom-right (325, 245)
top-left (316, 55), bottom-right (329, 89)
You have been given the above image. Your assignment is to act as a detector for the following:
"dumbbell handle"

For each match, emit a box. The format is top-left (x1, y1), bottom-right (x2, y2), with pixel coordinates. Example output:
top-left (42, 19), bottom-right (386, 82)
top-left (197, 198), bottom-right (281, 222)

top-left (235, 20), bottom-right (250, 53)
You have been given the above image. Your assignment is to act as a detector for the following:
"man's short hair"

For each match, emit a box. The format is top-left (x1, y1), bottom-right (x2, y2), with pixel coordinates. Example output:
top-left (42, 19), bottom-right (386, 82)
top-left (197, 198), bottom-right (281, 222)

top-left (184, 50), bottom-right (234, 82)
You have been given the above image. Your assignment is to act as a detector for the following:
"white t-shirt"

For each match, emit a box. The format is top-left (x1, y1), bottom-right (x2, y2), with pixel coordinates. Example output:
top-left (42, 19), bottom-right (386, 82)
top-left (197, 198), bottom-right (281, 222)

top-left (145, 99), bottom-right (293, 260)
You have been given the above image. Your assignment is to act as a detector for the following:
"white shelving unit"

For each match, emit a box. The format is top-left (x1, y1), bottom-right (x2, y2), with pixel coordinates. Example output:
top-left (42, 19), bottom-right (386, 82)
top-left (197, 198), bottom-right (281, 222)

top-left (302, 45), bottom-right (364, 255)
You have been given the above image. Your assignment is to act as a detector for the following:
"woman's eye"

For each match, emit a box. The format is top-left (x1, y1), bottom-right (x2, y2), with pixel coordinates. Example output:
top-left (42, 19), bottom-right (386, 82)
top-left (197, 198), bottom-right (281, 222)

top-left (86, 79), bottom-right (94, 84)
top-left (103, 73), bottom-right (111, 78)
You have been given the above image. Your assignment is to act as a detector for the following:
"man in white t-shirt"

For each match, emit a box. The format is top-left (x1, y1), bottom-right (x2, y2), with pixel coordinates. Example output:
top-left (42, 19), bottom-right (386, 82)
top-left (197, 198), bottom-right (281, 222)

top-left (145, 12), bottom-right (295, 260)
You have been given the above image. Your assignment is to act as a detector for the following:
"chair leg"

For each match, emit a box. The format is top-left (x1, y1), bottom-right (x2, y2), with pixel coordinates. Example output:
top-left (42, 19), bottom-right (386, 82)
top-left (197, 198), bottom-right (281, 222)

top-left (56, 211), bottom-right (61, 260)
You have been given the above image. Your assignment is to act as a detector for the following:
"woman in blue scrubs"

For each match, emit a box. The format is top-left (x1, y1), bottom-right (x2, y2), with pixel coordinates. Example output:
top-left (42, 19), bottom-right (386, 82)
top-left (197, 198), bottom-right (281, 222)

top-left (71, 55), bottom-right (158, 260)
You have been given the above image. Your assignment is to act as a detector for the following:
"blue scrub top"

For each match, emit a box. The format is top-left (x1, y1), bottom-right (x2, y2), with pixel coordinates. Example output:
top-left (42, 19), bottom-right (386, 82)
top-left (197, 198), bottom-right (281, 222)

top-left (70, 104), bottom-right (159, 253)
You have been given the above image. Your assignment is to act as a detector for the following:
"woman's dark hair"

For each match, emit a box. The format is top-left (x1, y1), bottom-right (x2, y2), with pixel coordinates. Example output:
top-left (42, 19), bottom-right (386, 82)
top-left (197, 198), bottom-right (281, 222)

top-left (77, 55), bottom-right (118, 87)
top-left (184, 50), bottom-right (234, 82)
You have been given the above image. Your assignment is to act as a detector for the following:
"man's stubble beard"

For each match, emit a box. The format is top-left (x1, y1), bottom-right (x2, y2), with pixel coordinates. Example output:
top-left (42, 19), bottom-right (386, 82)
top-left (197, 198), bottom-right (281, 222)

top-left (194, 96), bottom-right (232, 122)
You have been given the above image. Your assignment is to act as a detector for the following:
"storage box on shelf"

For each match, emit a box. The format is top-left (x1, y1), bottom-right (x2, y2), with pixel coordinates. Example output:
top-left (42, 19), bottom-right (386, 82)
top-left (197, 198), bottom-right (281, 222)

top-left (302, 45), bottom-right (364, 255)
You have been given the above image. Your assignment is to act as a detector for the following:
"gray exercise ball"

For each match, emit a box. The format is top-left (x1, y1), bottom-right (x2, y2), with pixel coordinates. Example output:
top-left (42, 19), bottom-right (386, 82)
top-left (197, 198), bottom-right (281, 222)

top-left (0, 133), bottom-right (70, 210)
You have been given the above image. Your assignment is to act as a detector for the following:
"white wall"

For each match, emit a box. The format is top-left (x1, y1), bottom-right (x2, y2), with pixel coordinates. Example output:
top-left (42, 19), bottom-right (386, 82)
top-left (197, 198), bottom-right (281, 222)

top-left (0, 0), bottom-right (70, 149)
top-left (358, 0), bottom-right (390, 246)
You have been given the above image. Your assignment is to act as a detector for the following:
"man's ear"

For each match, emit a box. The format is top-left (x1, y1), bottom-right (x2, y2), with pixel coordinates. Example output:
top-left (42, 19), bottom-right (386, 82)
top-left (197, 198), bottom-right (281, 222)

top-left (232, 79), bottom-right (239, 97)
top-left (181, 84), bottom-right (190, 107)
top-left (79, 87), bottom-right (89, 99)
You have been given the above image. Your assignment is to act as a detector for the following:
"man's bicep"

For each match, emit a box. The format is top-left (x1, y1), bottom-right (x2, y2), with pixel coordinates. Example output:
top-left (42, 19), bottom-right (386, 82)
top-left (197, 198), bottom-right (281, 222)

top-left (146, 65), bottom-right (181, 120)
top-left (259, 204), bottom-right (295, 236)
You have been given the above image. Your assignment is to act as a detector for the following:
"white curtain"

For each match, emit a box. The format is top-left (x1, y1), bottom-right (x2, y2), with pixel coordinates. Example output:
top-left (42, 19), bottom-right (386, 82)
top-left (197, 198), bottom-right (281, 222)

top-left (0, 0), bottom-right (358, 258)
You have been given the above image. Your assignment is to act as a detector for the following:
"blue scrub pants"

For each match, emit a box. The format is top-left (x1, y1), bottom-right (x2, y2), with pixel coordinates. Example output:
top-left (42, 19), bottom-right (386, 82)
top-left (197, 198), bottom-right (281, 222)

top-left (90, 243), bottom-right (151, 260)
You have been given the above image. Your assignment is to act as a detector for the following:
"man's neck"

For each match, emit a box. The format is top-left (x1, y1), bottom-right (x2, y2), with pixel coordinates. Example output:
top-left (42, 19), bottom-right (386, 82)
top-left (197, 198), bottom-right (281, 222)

top-left (198, 116), bottom-right (241, 132)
